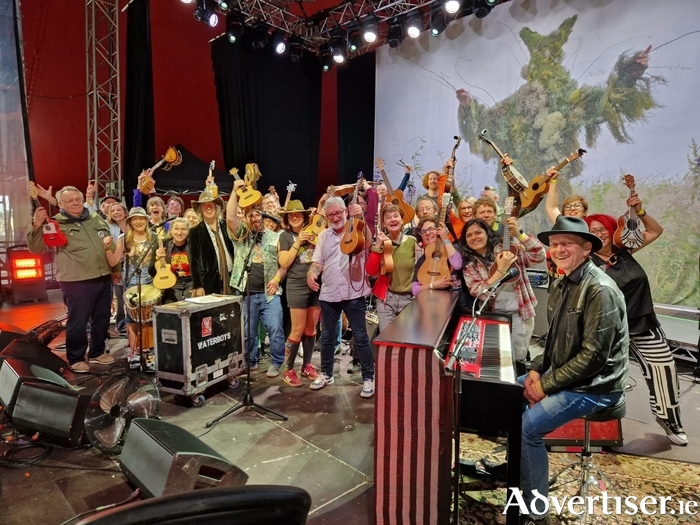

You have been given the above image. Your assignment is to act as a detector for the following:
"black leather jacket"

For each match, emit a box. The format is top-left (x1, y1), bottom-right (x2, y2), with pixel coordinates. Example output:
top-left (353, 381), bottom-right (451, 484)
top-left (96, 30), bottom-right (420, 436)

top-left (531, 259), bottom-right (629, 395)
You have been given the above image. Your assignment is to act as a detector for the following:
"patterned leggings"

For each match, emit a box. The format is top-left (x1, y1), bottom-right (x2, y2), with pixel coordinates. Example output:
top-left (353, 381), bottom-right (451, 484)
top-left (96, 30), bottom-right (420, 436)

top-left (630, 326), bottom-right (683, 426)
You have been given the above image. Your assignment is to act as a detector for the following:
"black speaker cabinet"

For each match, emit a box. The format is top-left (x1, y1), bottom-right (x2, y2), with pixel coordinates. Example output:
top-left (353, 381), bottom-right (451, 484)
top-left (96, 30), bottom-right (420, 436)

top-left (12, 381), bottom-right (90, 447)
top-left (0, 322), bottom-right (26, 352)
top-left (0, 358), bottom-right (71, 416)
top-left (120, 418), bottom-right (249, 498)
top-left (0, 340), bottom-right (70, 376)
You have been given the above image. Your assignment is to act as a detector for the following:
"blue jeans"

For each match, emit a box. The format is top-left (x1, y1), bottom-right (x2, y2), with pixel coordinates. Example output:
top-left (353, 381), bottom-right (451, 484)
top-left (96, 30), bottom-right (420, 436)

top-left (519, 376), bottom-right (623, 517)
top-left (320, 298), bottom-right (374, 381)
top-left (60, 277), bottom-right (112, 365)
top-left (243, 293), bottom-right (285, 368)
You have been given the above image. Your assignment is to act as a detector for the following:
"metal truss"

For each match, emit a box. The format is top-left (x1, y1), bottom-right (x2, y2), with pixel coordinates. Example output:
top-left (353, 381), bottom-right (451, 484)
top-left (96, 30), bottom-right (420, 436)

top-left (86, 0), bottom-right (122, 199)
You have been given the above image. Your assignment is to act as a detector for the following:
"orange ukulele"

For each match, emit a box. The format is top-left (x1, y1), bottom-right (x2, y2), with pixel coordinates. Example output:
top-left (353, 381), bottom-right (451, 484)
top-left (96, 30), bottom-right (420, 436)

top-left (489, 196), bottom-right (519, 283)
top-left (519, 148), bottom-right (586, 214)
top-left (28, 182), bottom-right (68, 248)
top-left (375, 158), bottom-right (415, 225)
top-left (613, 174), bottom-right (644, 250)
top-left (340, 177), bottom-right (366, 256)
top-left (139, 146), bottom-right (182, 194)
top-left (375, 195), bottom-right (394, 275)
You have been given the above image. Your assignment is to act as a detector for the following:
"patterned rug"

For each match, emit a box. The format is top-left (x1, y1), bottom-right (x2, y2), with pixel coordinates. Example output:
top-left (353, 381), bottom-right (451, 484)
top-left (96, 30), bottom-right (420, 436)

top-left (458, 433), bottom-right (700, 524)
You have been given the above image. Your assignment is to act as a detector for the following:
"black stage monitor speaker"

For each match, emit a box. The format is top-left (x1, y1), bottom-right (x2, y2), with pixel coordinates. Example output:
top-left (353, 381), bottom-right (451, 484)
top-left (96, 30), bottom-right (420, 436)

top-left (0, 340), bottom-right (70, 376)
top-left (119, 418), bottom-right (249, 498)
top-left (0, 358), bottom-right (71, 416)
top-left (12, 381), bottom-right (91, 448)
top-left (0, 322), bottom-right (27, 352)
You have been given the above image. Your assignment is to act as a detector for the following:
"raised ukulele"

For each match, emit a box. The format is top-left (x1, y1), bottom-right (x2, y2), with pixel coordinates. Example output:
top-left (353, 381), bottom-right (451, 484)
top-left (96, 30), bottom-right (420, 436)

top-left (519, 148), bottom-right (587, 214)
top-left (228, 165), bottom-right (263, 208)
top-left (478, 129), bottom-right (528, 193)
top-left (340, 176), bottom-right (366, 256)
top-left (28, 182), bottom-right (68, 248)
top-left (139, 146), bottom-right (182, 194)
top-left (489, 196), bottom-right (519, 283)
top-left (153, 236), bottom-right (177, 290)
top-left (375, 195), bottom-right (394, 275)
top-left (613, 174), bottom-right (644, 250)
top-left (281, 181), bottom-right (297, 210)
top-left (375, 158), bottom-right (415, 225)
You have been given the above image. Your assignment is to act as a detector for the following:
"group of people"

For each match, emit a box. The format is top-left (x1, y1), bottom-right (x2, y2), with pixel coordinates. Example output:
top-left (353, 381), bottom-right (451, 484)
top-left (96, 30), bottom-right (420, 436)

top-left (27, 156), bottom-right (686, 524)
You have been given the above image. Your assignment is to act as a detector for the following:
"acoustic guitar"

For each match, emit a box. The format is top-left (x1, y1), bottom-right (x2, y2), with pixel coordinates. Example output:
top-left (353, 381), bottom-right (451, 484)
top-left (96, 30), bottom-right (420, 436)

top-left (228, 166), bottom-right (263, 208)
top-left (375, 158), bottom-right (415, 225)
top-left (417, 191), bottom-right (452, 287)
top-left (613, 174), bottom-right (645, 250)
top-left (375, 195), bottom-right (394, 275)
top-left (489, 196), bottom-right (519, 283)
top-left (340, 177), bottom-right (366, 256)
top-left (477, 129), bottom-right (528, 193)
top-left (153, 237), bottom-right (177, 290)
top-left (519, 148), bottom-right (587, 214)
top-left (28, 182), bottom-right (68, 248)
top-left (139, 146), bottom-right (182, 194)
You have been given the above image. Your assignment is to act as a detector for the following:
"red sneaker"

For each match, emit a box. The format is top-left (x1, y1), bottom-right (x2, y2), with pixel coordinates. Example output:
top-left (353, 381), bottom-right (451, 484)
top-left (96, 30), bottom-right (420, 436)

top-left (301, 364), bottom-right (319, 380)
top-left (283, 369), bottom-right (303, 387)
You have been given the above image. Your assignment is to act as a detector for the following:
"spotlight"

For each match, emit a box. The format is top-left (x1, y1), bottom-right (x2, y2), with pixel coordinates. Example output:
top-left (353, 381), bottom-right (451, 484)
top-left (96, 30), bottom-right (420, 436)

top-left (362, 15), bottom-right (379, 43)
top-left (251, 24), bottom-right (268, 50)
top-left (181, 0), bottom-right (194, 3)
top-left (320, 45), bottom-right (334, 72)
top-left (430, 6), bottom-right (447, 37)
top-left (485, 0), bottom-right (499, 5)
top-left (289, 37), bottom-right (303, 63)
top-left (474, 5), bottom-right (492, 18)
top-left (272, 31), bottom-right (287, 54)
top-left (225, 13), bottom-right (243, 44)
top-left (194, 0), bottom-right (218, 27)
top-left (331, 35), bottom-right (346, 64)
top-left (387, 19), bottom-right (404, 49)
top-left (444, 0), bottom-right (460, 14)
top-left (347, 27), bottom-right (362, 53)
top-left (406, 12), bottom-right (423, 39)
top-left (218, 0), bottom-right (230, 11)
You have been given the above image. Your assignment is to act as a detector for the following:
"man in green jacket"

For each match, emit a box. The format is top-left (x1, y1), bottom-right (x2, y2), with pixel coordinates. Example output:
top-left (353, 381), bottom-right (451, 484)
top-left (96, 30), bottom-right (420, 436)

top-left (28, 186), bottom-right (116, 373)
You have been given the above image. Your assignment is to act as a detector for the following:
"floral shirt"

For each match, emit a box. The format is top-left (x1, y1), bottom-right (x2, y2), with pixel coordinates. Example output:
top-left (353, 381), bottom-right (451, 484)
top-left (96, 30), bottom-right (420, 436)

top-left (227, 223), bottom-right (281, 301)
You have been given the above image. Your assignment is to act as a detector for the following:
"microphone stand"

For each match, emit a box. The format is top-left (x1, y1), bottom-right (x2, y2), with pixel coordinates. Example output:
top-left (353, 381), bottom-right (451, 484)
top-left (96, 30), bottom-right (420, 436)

top-left (207, 229), bottom-right (287, 427)
top-left (445, 285), bottom-right (499, 525)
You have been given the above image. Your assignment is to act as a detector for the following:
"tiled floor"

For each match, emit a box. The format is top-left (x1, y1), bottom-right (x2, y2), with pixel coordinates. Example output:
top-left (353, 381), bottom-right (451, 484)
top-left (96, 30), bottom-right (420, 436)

top-left (0, 290), bottom-right (698, 525)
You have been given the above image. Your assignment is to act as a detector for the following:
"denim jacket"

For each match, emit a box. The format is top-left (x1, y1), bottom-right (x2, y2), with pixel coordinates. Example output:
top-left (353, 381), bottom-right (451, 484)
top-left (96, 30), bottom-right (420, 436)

top-left (228, 223), bottom-right (281, 301)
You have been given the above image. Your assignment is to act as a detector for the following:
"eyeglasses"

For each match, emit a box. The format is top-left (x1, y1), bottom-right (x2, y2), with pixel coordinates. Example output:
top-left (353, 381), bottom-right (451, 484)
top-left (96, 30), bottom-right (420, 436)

top-left (420, 227), bottom-right (437, 235)
top-left (417, 206), bottom-right (435, 214)
top-left (589, 227), bottom-right (609, 236)
top-left (563, 202), bottom-right (584, 210)
top-left (326, 210), bottom-right (344, 219)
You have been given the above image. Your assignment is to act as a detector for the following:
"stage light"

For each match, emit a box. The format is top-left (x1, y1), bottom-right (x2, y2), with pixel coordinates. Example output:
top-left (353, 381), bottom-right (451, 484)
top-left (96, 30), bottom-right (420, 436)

top-left (485, 0), bottom-right (499, 5)
top-left (362, 15), bottom-right (379, 43)
top-left (347, 28), bottom-right (362, 53)
top-left (272, 31), bottom-right (287, 54)
top-left (445, 0), bottom-right (460, 14)
top-left (194, 0), bottom-right (218, 27)
top-left (331, 35), bottom-right (346, 64)
top-left (387, 19), bottom-right (404, 49)
top-left (181, 0), bottom-right (194, 4)
top-left (320, 45), bottom-right (334, 72)
top-left (406, 12), bottom-right (423, 39)
top-left (225, 13), bottom-right (243, 43)
top-left (430, 6), bottom-right (447, 37)
top-left (251, 24), bottom-right (268, 50)
top-left (474, 5), bottom-right (492, 18)
top-left (218, 0), bottom-right (230, 11)
top-left (289, 37), bottom-right (303, 63)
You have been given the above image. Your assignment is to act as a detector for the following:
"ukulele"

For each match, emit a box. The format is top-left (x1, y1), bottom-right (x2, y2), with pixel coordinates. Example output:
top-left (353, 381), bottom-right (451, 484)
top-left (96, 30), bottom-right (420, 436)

top-left (375, 195), bottom-right (394, 275)
top-left (206, 161), bottom-right (218, 197)
top-left (28, 182), bottom-right (68, 247)
top-left (613, 174), bottom-right (645, 250)
top-left (282, 181), bottom-right (297, 210)
top-left (139, 146), bottom-right (182, 194)
top-left (153, 236), bottom-right (177, 290)
top-left (375, 158), bottom-right (415, 225)
top-left (478, 129), bottom-right (528, 193)
top-left (489, 196), bottom-right (519, 282)
top-left (228, 165), bottom-right (263, 208)
top-left (519, 148), bottom-right (587, 214)
top-left (340, 176), bottom-right (366, 256)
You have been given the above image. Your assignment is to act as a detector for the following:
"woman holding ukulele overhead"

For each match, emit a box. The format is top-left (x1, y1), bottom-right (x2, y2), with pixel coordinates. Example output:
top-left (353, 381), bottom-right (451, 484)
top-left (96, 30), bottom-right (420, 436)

top-left (366, 203), bottom-right (418, 332)
top-left (277, 200), bottom-right (321, 387)
top-left (584, 192), bottom-right (687, 446)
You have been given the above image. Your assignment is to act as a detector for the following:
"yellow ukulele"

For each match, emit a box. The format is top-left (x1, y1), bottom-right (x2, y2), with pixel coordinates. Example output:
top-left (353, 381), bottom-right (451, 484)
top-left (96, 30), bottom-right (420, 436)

top-left (153, 237), bottom-right (177, 290)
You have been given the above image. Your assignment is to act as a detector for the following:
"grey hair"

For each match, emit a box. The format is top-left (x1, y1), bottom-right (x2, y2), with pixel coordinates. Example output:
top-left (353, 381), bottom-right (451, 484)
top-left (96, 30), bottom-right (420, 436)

top-left (56, 186), bottom-right (84, 203)
top-left (415, 196), bottom-right (438, 212)
top-left (170, 217), bottom-right (189, 230)
top-left (323, 196), bottom-right (346, 213)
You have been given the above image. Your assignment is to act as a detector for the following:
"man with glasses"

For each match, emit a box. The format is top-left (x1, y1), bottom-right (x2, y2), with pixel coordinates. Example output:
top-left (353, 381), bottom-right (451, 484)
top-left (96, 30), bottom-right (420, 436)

top-left (28, 186), bottom-right (116, 373)
top-left (307, 197), bottom-right (376, 398)
top-left (481, 185), bottom-right (505, 222)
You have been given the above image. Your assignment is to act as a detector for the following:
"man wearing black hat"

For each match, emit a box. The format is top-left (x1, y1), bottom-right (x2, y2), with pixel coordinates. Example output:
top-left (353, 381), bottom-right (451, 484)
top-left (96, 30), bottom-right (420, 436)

top-left (515, 216), bottom-right (629, 525)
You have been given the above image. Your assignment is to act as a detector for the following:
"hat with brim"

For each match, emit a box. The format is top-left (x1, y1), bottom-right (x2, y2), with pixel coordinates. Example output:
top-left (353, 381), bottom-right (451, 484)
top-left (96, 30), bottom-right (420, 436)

top-left (537, 216), bottom-right (603, 252)
top-left (278, 200), bottom-right (312, 214)
top-left (191, 189), bottom-right (224, 212)
top-left (126, 206), bottom-right (149, 224)
top-left (101, 193), bottom-right (120, 205)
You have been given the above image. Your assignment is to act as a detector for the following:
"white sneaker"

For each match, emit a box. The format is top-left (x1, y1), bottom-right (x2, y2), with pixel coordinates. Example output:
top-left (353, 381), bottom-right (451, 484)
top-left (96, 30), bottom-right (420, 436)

top-left (361, 379), bottom-right (375, 398)
top-left (310, 373), bottom-right (334, 390)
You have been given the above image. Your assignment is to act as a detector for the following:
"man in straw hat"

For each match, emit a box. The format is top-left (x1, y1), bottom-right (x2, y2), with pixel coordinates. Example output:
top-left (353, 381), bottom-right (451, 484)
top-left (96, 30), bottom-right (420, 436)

top-left (189, 185), bottom-right (234, 296)
top-left (513, 216), bottom-right (629, 525)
